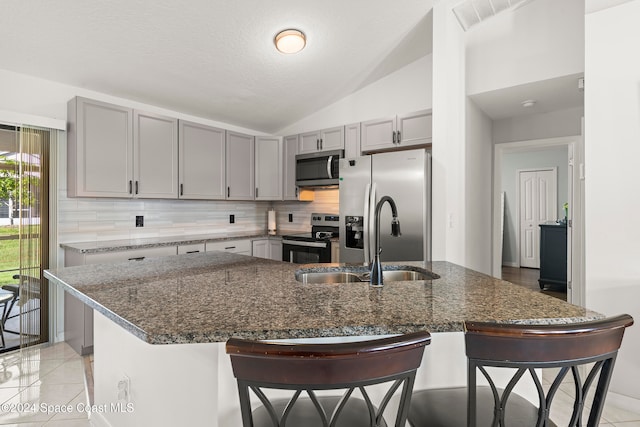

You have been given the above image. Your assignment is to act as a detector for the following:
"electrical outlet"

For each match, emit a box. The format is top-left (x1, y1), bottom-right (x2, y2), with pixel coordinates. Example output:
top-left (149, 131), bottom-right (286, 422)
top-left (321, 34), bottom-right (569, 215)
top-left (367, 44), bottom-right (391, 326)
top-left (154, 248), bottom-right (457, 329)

top-left (117, 374), bottom-right (131, 403)
top-left (288, 213), bottom-right (293, 222)
top-left (229, 214), bottom-right (235, 224)
top-left (135, 216), bottom-right (144, 227)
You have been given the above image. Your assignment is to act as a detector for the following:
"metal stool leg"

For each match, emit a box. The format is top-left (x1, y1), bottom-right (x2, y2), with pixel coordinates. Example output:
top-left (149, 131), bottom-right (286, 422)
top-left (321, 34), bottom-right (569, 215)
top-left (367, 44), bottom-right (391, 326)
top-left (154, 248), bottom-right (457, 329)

top-left (0, 302), bottom-right (6, 348)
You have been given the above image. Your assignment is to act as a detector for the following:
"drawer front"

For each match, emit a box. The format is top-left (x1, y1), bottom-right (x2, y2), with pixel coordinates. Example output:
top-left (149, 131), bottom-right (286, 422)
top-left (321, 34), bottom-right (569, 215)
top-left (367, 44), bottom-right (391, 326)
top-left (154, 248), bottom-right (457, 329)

top-left (177, 243), bottom-right (206, 254)
top-left (206, 239), bottom-right (251, 254)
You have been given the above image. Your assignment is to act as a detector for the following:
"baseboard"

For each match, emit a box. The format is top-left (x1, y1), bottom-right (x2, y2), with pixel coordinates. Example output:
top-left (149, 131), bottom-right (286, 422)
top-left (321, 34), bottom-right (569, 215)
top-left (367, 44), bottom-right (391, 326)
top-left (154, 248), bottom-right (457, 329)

top-left (606, 390), bottom-right (640, 414)
top-left (90, 412), bottom-right (113, 427)
top-left (502, 261), bottom-right (519, 268)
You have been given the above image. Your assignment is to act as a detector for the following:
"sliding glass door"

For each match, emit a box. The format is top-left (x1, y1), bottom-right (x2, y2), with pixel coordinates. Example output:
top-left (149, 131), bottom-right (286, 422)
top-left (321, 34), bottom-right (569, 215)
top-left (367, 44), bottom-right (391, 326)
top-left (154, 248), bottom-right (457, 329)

top-left (0, 124), bottom-right (49, 352)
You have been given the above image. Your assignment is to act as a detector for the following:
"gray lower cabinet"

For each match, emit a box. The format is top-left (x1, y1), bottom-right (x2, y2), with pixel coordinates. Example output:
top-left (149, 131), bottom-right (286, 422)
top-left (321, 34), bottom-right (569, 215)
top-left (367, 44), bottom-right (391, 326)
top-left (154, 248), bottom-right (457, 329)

top-left (205, 239), bottom-right (252, 255)
top-left (252, 238), bottom-right (282, 261)
top-left (269, 240), bottom-right (283, 261)
top-left (64, 246), bottom-right (177, 355)
top-left (177, 243), bottom-right (206, 254)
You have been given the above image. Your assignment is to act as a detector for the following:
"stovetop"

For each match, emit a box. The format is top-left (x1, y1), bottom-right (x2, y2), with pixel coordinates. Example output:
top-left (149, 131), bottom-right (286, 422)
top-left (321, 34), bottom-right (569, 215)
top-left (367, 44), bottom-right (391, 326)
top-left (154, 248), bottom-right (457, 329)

top-left (282, 230), bottom-right (338, 242)
top-left (282, 212), bottom-right (339, 242)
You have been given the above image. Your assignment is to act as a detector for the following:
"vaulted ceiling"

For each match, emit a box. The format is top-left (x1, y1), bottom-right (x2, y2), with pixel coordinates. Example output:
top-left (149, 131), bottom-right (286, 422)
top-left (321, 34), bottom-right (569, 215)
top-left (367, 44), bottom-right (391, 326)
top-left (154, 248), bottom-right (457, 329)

top-left (0, 0), bottom-right (433, 134)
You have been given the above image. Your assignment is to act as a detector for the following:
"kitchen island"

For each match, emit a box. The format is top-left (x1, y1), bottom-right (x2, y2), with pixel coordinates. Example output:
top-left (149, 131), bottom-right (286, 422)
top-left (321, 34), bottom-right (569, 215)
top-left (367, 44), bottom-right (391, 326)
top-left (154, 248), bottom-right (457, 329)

top-left (44, 252), bottom-right (600, 427)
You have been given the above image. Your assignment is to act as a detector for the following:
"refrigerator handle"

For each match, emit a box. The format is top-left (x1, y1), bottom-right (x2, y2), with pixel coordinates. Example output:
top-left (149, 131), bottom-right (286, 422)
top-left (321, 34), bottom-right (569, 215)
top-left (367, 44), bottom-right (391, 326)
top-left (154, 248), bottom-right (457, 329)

top-left (363, 182), bottom-right (372, 265)
top-left (367, 182), bottom-right (378, 266)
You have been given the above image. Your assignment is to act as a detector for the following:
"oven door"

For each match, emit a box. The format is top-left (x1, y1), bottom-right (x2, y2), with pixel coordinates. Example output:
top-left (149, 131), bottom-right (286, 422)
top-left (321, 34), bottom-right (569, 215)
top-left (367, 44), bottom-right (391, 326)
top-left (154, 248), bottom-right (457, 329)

top-left (282, 239), bottom-right (331, 263)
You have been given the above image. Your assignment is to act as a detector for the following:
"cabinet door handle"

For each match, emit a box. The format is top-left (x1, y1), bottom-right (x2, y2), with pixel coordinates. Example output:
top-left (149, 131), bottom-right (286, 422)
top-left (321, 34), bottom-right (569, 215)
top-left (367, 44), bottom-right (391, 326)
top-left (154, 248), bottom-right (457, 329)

top-left (316, 139), bottom-right (320, 150)
top-left (180, 183), bottom-right (184, 196)
top-left (397, 130), bottom-right (401, 143)
top-left (128, 256), bottom-right (145, 261)
top-left (227, 187), bottom-right (230, 198)
top-left (186, 250), bottom-right (200, 254)
top-left (320, 138), bottom-right (323, 150)
top-left (255, 187), bottom-right (258, 198)
top-left (392, 131), bottom-right (397, 144)
top-left (225, 246), bottom-right (236, 250)
top-left (295, 187), bottom-right (298, 197)
top-left (135, 181), bottom-right (139, 194)
top-left (129, 180), bottom-right (133, 194)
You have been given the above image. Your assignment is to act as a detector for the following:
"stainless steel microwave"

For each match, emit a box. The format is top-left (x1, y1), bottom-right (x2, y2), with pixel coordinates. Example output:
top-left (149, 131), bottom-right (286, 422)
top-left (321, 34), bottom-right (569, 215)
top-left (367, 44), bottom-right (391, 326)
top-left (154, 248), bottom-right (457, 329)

top-left (295, 149), bottom-right (344, 187)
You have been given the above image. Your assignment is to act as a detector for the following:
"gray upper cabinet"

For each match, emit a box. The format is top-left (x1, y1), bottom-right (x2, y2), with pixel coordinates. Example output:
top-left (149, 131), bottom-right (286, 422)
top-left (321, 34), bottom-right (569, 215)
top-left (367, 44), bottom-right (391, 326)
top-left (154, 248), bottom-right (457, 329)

top-left (226, 131), bottom-right (255, 200)
top-left (255, 136), bottom-right (282, 200)
top-left (67, 97), bottom-right (179, 199)
top-left (397, 110), bottom-right (432, 146)
top-left (134, 110), bottom-right (179, 199)
top-left (361, 109), bottom-right (432, 153)
top-left (67, 97), bottom-right (134, 197)
top-left (178, 120), bottom-right (226, 200)
top-left (283, 134), bottom-right (298, 200)
top-left (298, 126), bottom-right (345, 154)
top-left (344, 122), bottom-right (361, 159)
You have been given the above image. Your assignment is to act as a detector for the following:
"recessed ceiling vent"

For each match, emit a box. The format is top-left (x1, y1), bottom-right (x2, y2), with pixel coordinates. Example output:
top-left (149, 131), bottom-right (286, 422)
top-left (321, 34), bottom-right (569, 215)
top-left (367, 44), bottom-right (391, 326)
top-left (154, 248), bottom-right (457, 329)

top-left (452, 0), bottom-right (535, 31)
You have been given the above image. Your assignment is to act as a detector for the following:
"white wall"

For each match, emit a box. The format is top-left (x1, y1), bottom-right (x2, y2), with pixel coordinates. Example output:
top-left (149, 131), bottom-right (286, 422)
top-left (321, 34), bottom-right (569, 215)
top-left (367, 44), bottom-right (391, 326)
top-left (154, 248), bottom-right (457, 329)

top-left (493, 107), bottom-right (584, 144)
top-left (276, 54), bottom-right (433, 136)
top-left (466, 0), bottom-right (584, 95)
top-left (465, 98), bottom-right (493, 274)
top-left (585, 0), bottom-right (640, 400)
top-left (432, 0), bottom-right (467, 265)
top-left (0, 68), bottom-right (263, 136)
top-left (500, 147), bottom-right (568, 266)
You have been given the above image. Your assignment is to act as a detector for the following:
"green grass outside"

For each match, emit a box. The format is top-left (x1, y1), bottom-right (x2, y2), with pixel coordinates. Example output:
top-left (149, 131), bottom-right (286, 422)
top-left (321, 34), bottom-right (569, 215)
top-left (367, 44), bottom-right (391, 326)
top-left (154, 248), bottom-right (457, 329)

top-left (0, 226), bottom-right (20, 285)
top-left (0, 225), bottom-right (41, 286)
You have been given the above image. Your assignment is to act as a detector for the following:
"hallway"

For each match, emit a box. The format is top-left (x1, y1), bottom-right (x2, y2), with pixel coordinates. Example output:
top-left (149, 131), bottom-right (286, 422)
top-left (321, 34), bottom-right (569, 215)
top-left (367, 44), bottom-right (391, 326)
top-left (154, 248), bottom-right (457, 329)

top-left (502, 266), bottom-right (567, 301)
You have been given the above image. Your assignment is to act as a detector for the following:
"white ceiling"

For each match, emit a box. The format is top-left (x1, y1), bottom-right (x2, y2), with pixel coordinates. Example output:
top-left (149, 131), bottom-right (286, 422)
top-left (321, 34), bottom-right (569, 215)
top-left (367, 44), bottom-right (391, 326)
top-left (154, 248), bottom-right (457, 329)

top-left (0, 0), bottom-right (433, 134)
top-left (469, 73), bottom-right (584, 120)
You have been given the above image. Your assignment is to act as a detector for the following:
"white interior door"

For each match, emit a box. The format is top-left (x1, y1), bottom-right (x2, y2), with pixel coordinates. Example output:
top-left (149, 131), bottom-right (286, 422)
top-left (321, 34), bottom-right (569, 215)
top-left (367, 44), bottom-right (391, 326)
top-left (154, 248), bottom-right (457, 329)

top-left (519, 169), bottom-right (557, 268)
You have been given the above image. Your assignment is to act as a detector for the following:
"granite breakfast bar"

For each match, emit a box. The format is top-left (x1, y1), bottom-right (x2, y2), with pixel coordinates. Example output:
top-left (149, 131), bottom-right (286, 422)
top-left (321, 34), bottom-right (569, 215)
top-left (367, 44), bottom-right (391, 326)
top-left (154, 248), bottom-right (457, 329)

top-left (44, 251), bottom-right (600, 427)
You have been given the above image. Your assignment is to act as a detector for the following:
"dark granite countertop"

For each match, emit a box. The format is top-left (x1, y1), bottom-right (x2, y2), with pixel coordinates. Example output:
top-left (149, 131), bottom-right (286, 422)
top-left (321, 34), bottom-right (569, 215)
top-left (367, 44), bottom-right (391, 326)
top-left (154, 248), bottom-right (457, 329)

top-left (60, 231), bottom-right (298, 254)
top-left (44, 253), bottom-right (601, 344)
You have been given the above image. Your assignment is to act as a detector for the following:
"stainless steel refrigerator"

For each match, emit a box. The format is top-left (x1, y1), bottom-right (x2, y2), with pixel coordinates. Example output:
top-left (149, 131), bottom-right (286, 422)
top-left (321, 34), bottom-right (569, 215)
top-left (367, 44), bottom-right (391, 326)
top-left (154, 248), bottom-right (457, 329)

top-left (339, 149), bottom-right (431, 264)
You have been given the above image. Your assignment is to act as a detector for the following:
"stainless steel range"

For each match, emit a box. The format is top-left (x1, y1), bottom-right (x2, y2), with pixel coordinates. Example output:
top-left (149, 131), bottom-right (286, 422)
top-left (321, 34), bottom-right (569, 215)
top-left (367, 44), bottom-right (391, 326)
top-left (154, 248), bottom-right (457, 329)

top-left (282, 213), bottom-right (339, 263)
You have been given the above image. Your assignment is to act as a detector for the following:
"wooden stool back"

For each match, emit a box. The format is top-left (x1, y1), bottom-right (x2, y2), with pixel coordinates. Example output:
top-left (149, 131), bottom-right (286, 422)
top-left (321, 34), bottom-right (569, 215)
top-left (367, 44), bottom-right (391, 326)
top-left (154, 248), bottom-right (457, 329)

top-left (227, 330), bottom-right (431, 427)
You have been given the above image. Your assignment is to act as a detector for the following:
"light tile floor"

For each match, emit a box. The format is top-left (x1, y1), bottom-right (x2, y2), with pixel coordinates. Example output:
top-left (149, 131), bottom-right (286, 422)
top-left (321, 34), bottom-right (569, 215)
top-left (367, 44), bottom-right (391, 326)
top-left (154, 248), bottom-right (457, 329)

top-left (0, 342), bottom-right (90, 426)
top-left (542, 367), bottom-right (640, 426)
top-left (0, 342), bottom-right (639, 426)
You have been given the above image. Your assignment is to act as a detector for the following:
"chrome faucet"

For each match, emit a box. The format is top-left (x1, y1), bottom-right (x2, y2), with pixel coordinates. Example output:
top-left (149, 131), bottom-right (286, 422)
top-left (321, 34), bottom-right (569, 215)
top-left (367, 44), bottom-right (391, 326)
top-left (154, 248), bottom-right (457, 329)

top-left (370, 196), bottom-right (401, 287)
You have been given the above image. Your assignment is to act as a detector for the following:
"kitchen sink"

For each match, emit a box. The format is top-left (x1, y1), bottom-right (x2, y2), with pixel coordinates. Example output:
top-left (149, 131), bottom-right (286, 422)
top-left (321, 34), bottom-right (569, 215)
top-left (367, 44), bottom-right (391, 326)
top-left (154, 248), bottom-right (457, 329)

top-left (295, 266), bottom-right (439, 284)
top-left (297, 272), bottom-right (363, 284)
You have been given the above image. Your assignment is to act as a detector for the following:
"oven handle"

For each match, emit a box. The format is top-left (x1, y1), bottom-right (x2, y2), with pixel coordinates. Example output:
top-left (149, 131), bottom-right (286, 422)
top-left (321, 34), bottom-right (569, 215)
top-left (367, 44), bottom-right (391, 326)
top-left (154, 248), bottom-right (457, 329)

top-left (282, 239), bottom-right (328, 248)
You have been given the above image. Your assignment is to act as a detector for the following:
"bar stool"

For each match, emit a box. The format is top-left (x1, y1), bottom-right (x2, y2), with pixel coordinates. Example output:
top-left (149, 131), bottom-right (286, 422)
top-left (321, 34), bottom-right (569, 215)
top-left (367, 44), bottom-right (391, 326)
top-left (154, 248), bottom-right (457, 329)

top-left (226, 331), bottom-right (431, 427)
top-left (407, 314), bottom-right (634, 427)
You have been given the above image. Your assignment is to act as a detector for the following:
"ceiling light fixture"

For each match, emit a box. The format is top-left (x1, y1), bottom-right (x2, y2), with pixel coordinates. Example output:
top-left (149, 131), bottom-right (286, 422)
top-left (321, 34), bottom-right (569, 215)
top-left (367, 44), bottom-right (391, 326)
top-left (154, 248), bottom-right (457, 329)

top-left (274, 29), bottom-right (306, 54)
top-left (521, 99), bottom-right (536, 108)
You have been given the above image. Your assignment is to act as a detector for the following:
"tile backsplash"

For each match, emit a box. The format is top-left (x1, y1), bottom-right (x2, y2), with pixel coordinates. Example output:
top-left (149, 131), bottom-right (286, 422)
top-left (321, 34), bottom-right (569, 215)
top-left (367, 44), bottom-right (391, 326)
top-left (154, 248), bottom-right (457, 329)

top-left (56, 134), bottom-right (339, 244)
top-left (57, 189), bottom-right (339, 244)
